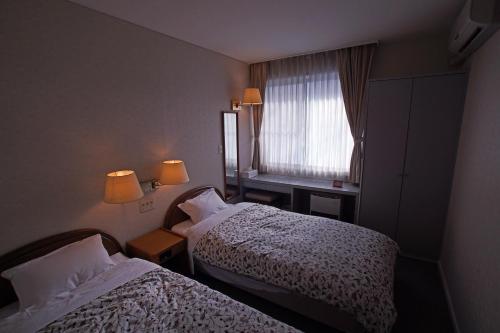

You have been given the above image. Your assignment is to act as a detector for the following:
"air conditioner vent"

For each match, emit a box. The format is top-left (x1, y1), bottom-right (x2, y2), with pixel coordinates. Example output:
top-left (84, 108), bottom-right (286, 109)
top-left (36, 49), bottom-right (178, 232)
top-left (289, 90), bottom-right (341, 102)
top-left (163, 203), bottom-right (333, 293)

top-left (458, 26), bottom-right (483, 53)
top-left (449, 0), bottom-right (499, 64)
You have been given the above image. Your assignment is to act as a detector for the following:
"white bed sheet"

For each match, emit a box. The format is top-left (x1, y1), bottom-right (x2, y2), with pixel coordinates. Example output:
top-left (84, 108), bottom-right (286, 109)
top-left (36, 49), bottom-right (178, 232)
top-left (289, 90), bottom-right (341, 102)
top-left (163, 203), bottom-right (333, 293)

top-left (171, 219), bottom-right (194, 236)
top-left (109, 252), bottom-right (129, 264)
top-left (0, 257), bottom-right (157, 333)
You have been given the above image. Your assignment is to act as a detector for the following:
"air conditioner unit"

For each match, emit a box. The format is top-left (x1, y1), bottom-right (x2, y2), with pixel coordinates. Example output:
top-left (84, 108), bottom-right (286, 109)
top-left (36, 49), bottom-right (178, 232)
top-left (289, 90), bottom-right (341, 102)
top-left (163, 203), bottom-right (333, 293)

top-left (449, 0), bottom-right (500, 64)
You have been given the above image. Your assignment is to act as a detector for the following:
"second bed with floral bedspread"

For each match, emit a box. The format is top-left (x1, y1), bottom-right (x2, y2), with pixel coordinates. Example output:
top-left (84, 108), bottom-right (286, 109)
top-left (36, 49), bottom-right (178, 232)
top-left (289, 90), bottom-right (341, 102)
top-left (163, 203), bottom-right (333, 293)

top-left (193, 204), bottom-right (399, 333)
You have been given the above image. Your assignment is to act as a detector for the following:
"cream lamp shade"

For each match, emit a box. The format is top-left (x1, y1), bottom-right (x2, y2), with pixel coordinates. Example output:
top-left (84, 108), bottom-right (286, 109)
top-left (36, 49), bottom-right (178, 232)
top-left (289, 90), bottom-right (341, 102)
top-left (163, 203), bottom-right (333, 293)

top-left (159, 160), bottom-right (190, 185)
top-left (104, 170), bottom-right (144, 204)
top-left (242, 88), bottom-right (262, 105)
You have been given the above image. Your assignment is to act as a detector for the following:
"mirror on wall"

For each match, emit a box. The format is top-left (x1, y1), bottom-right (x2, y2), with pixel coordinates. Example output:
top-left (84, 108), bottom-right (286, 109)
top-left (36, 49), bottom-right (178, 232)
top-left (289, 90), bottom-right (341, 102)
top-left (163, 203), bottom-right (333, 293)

top-left (222, 111), bottom-right (240, 200)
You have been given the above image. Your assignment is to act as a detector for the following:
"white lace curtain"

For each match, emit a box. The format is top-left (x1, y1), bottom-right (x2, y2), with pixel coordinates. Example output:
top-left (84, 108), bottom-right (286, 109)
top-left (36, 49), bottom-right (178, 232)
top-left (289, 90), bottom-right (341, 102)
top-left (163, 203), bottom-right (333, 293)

top-left (260, 51), bottom-right (353, 179)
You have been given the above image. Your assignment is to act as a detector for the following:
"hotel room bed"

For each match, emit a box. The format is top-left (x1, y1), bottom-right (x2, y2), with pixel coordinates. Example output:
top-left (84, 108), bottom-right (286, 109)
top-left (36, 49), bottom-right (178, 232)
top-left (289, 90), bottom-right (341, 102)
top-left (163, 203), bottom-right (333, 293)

top-left (166, 186), bottom-right (400, 333)
top-left (0, 229), bottom-right (300, 333)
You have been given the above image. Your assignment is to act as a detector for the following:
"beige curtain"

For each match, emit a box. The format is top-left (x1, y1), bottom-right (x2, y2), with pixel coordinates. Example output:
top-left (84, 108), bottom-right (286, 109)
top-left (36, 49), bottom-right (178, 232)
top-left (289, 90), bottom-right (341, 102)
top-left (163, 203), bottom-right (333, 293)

top-left (337, 44), bottom-right (376, 184)
top-left (249, 62), bottom-right (268, 170)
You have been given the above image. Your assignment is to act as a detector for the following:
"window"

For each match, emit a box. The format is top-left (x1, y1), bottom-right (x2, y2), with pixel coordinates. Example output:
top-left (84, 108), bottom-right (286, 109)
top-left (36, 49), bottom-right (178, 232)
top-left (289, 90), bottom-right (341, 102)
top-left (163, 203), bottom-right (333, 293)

top-left (260, 53), bottom-right (353, 179)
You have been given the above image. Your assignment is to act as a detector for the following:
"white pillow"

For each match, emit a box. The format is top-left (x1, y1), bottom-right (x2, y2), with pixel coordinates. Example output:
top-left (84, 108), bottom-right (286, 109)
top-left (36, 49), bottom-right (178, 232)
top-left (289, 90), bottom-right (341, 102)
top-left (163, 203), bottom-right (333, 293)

top-left (1, 234), bottom-right (114, 310)
top-left (177, 188), bottom-right (228, 224)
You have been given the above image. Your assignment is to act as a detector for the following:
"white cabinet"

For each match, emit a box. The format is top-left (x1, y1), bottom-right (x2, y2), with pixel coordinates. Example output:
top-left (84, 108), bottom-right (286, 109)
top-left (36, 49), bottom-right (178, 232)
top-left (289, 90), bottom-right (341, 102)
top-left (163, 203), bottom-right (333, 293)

top-left (360, 73), bottom-right (467, 260)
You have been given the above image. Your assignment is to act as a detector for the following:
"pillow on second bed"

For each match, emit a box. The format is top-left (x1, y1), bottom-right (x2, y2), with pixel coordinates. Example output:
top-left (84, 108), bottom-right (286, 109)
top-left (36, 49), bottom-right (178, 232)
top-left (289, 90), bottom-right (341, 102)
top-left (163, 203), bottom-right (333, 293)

top-left (178, 188), bottom-right (228, 224)
top-left (1, 234), bottom-right (114, 310)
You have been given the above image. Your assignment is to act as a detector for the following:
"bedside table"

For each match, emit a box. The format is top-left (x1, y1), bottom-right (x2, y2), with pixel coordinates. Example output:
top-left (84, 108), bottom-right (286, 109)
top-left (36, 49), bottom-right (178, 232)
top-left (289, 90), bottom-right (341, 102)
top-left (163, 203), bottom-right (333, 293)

top-left (126, 228), bottom-right (189, 274)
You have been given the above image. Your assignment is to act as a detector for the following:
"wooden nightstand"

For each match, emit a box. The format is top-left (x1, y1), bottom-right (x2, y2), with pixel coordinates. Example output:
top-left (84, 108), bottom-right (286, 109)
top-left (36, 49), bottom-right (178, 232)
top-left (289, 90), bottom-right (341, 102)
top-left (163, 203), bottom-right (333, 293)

top-left (126, 228), bottom-right (189, 274)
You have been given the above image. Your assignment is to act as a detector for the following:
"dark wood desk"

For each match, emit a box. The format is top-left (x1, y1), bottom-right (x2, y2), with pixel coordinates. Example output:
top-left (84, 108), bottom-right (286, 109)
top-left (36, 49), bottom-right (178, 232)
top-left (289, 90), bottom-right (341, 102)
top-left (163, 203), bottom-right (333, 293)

top-left (241, 174), bottom-right (360, 223)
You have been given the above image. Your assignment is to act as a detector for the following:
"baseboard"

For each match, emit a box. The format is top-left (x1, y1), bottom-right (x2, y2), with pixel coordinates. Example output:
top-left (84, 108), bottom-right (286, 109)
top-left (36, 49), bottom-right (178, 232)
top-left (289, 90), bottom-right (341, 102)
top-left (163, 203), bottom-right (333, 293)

top-left (438, 262), bottom-right (461, 333)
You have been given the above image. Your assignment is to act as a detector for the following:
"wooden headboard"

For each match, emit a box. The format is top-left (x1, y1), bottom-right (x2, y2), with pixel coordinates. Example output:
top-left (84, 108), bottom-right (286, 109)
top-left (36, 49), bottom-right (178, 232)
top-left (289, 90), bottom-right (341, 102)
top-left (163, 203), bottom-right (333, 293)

top-left (0, 229), bottom-right (122, 308)
top-left (164, 186), bottom-right (224, 229)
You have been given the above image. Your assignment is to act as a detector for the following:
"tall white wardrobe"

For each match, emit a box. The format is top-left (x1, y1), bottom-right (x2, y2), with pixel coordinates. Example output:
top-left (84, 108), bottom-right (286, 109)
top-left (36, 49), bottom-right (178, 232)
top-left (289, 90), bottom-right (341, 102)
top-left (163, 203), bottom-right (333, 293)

top-left (359, 73), bottom-right (467, 260)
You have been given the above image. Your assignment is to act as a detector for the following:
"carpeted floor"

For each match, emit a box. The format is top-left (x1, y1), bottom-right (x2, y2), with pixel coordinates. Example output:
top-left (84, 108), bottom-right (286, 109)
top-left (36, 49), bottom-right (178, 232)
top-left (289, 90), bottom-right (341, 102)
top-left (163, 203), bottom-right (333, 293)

top-left (193, 256), bottom-right (454, 333)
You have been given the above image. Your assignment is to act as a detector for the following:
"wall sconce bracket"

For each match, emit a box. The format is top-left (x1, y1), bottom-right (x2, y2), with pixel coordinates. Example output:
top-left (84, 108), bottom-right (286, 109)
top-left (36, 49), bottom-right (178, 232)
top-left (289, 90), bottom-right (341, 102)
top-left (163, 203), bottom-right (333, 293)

top-left (139, 179), bottom-right (161, 194)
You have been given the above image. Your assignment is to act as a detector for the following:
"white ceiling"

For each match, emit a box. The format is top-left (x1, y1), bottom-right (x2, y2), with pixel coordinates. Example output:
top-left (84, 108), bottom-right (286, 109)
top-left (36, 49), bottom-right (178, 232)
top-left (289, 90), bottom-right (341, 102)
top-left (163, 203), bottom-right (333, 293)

top-left (69, 0), bottom-right (463, 63)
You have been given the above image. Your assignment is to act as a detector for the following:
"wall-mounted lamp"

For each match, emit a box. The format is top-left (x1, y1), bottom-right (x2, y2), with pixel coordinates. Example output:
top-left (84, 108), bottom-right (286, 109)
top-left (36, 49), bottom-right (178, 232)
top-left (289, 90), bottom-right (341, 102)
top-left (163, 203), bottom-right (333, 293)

top-left (104, 160), bottom-right (189, 203)
top-left (144, 159), bottom-right (190, 190)
top-left (141, 160), bottom-right (190, 192)
top-left (104, 170), bottom-right (144, 204)
top-left (242, 88), bottom-right (262, 106)
top-left (242, 88), bottom-right (262, 117)
top-left (159, 160), bottom-right (190, 185)
top-left (230, 88), bottom-right (262, 113)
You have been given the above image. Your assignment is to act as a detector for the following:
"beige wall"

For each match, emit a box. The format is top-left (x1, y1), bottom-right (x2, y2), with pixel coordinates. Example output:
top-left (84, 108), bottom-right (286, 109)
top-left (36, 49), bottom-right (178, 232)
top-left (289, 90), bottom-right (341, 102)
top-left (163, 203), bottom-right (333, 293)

top-left (371, 33), bottom-right (453, 79)
top-left (0, 0), bottom-right (248, 254)
top-left (440, 30), bottom-right (500, 333)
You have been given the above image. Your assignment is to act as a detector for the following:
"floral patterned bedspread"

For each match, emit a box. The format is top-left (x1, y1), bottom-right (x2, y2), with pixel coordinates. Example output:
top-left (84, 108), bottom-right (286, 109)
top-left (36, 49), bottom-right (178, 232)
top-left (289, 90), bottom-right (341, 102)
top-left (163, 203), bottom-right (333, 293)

top-left (39, 268), bottom-right (300, 333)
top-left (193, 204), bottom-right (399, 333)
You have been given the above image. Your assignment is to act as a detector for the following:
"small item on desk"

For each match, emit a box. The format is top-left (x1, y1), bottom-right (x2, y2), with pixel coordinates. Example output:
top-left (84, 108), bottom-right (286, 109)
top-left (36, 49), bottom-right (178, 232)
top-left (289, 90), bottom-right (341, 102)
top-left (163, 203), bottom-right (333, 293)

top-left (240, 168), bottom-right (258, 179)
top-left (332, 179), bottom-right (344, 188)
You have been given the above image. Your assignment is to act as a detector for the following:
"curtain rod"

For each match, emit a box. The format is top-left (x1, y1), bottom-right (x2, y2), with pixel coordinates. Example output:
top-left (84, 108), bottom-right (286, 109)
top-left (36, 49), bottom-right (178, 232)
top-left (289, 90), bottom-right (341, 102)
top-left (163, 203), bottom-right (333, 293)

top-left (250, 40), bottom-right (379, 65)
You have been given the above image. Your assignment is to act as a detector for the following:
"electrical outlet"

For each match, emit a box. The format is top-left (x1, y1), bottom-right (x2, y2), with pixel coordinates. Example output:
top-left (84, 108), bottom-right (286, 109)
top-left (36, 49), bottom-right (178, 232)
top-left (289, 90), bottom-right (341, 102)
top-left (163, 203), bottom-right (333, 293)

top-left (139, 197), bottom-right (155, 213)
top-left (218, 144), bottom-right (223, 154)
